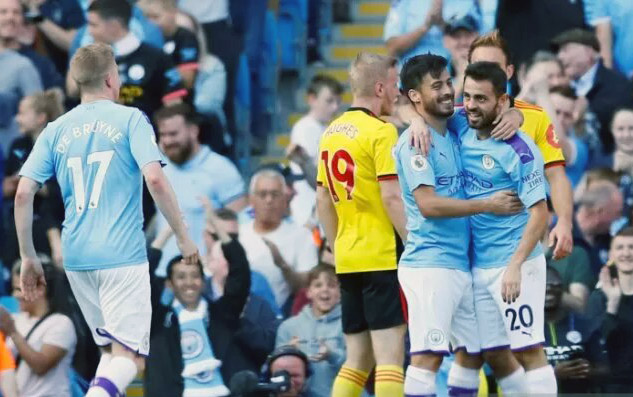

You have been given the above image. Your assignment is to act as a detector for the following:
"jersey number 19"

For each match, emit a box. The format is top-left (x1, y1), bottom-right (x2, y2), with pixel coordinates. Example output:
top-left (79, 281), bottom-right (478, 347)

top-left (67, 150), bottom-right (114, 213)
top-left (321, 149), bottom-right (355, 202)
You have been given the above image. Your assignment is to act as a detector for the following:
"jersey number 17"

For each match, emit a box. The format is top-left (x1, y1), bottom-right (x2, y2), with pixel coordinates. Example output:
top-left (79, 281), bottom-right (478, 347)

top-left (67, 150), bottom-right (114, 213)
top-left (321, 149), bottom-right (355, 202)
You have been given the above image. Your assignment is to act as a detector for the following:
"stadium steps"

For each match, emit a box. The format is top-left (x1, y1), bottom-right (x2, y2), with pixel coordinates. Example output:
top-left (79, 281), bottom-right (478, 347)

top-left (334, 23), bottom-right (384, 42)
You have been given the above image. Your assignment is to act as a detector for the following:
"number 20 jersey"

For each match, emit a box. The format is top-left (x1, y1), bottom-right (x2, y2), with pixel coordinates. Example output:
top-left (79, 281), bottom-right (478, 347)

top-left (316, 108), bottom-right (399, 274)
top-left (19, 100), bottom-right (163, 271)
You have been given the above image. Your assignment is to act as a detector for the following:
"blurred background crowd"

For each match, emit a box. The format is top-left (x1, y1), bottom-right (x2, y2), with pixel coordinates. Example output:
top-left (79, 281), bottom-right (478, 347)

top-left (0, 0), bottom-right (632, 396)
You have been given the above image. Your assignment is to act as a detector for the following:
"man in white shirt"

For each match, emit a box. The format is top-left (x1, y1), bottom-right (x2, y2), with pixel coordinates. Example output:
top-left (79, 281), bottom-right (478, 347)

top-left (239, 169), bottom-right (318, 313)
top-left (287, 75), bottom-right (342, 227)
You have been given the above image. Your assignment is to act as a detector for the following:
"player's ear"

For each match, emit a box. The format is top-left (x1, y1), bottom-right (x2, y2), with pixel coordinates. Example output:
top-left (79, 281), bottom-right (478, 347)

top-left (506, 64), bottom-right (515, 80)
top-left (407, 89), bottom-right (421, 104)
top-left (375, 80), bottom-right (384, 98)
top-left (496, 93), bottom-right (509, 113)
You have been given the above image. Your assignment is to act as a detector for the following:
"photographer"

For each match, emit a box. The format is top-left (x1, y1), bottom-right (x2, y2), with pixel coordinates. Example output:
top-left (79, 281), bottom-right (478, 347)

top-left (263, 346), bottom-right (311, 397)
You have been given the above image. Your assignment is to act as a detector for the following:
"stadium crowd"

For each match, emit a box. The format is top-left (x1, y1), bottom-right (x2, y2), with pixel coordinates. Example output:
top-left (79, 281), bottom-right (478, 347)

top-left (0, 0), bottom-right (632, 396)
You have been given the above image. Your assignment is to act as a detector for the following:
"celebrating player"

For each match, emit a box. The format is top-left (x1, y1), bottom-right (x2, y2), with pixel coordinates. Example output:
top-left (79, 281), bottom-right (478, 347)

top-left (14, 43), bottom-right (198, 397)
top-left (394, 54), bottom-right (525, 396)
top-left (458, 62), bottom-right (556, 394)
top-left (316, 52), bottom-right (407, 397)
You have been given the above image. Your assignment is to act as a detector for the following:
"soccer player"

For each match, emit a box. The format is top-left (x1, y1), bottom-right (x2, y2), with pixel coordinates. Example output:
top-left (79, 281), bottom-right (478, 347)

top-left (395, 53), bottom-right (527, 396)
top-left (458, 61), bottom-right (556, 394)
top-left (14, 43), bottom-right (198, 397)
top-left (316, 52), bottom-right (407, 397)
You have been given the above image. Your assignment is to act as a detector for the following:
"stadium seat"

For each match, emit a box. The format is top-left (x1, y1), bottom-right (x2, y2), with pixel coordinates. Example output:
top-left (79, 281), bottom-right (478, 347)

top-left (233, 52), bottom-right (252, 173)
top-left (277, 0), bottom-right (308, 72)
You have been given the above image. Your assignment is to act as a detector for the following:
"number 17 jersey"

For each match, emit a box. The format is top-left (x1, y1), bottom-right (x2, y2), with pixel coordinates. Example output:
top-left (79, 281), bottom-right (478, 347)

top-left (316, 108), bottom-right (399, 274)
top-left (19, 100), bottom-right (163, 271)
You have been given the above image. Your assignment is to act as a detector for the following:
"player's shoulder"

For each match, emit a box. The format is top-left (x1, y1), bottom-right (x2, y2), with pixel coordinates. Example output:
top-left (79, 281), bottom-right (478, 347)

top-left (514, 99), bottom-right (545, 114)
top-left (395, 127), bottom-right (412, 156)
top-left (515, 99), bottom-right (550, 130)
top-left (502, 130), bottom-right (542, 163)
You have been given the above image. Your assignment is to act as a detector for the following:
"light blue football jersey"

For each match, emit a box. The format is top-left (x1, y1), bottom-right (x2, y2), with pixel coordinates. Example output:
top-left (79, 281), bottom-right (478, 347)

top-left (395, 127), bottom-right (470, 271)
top-left (19, 100), bottom-right (163, 271)
top-left (457, 118), bottom-right (546, 269)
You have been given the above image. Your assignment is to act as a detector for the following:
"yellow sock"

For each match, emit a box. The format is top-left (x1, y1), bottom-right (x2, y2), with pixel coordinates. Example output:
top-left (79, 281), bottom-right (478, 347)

top-left (375, 365), bottom-right (404, 397)
top-left (331, 366), bottom-right (368, 397)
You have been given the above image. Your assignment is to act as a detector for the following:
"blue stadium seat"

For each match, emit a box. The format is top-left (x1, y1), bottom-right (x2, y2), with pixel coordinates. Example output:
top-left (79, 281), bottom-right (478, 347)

top-left (233, 52), bottom-right (252, 174)
top-left (277, 0), bottom-right (308, 72)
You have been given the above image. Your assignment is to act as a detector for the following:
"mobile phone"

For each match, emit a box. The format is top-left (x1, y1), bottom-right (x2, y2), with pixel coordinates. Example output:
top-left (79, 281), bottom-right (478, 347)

top-left (607, 259), bottom-right (619, 280)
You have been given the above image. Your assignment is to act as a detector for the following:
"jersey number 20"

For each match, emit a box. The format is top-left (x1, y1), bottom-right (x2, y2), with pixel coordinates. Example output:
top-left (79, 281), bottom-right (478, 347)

top-left (321, 149), bottom-right (355, 202)
top-left (67, 150), bottom-right (114, 213)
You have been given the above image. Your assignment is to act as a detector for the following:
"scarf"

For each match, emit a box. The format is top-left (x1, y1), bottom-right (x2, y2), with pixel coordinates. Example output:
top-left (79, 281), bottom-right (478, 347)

top-left (173, 299), bottom-right (230, 397)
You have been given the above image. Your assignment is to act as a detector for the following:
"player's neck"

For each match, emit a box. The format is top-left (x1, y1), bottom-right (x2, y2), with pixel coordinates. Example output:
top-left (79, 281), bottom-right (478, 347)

top-left (476, 127), bottom-right (492, 140)
top-left (545, 306), bottom-right (567, 323)
top-left (28, 301), bottom-right (49, 318)
top-left (416, 107), bottom-right (447, 135)
top-left (254, 219), bottom-right (281, 234)
top-left (350, 98), bottom-right (380, 119)
top-left (81, 93), bottom-right (113, 104)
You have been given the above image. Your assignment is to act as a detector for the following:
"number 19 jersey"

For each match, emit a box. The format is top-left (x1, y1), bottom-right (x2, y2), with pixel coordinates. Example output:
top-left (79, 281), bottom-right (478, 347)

top-left (316, 108), bottom-right (399, 274)
top-left (19, 100), bottom-right (163, 271)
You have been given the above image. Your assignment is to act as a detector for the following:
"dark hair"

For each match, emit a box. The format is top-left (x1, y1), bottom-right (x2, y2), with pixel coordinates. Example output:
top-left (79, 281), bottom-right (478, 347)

top-left (400, 53), bottom-right (448, 93)
top-left (166, 255), bottom-right (204, 280)
top-left (153, 103), bottom-right (200, 126)
top-left (549, 85), bottom-right (577, 100)
top-left (88, 0), bottom-right (132, 27)
top-left (468, 29), bottom-right (513, 65)
top-left (545, 266), bottom-right (563, 286)
top-left (614, 226), bottom-right (633, 239)
top-left (307, 264), bottom-right (337, 286)
top-left (464, 61), bottom-right (507, 97)
top-left (215, 208), bottom-right (238, 222)
top-left (611, 107), bottom-right (633, 129)
top-left (264, 345), bottom-right (312, 378)
top-left (307, 74), bottom-right (344, 97)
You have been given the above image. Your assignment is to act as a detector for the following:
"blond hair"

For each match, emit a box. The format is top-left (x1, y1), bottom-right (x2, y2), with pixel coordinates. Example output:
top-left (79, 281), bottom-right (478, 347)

top-left (139, 0), bottom-right (177, 10)
top-left (69, 43), bottom-right (116, 93)
top-left (25, 89), bottom-right (65, 123)
top-left (349, 52), bottom-right (397, 98)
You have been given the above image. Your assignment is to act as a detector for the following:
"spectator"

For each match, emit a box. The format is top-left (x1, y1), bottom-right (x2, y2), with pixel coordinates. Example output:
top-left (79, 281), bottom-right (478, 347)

top-left (517, 51), bottom-right (568, 100)
top-left (552, 28), bottom-right (633, 162)
top-left (0, 0), bottom-right (43, 156)
top-left (549, 85), bottom-right (590, 188)
top-left (612, 108), bottom-right (633, 176)
top-left (584, 226), bottom-right (633, 392)
top-left (137, 0), bottom-right (200, 90)
top-left (0, 333), bottom-right (17, 397)
top-left (69, 0), bottom-right (164, 58)
top-left (153, 103), bottom-right (246, 276)
top-left (287, 75), bottom-right (343, 228)
top-left (442, 12), bottom-right (480, 102)
top-left (589, 0), bottom-right (633, 79)
top-left (263, 346), bottom-right (312, 397)
top-left (496, 0), bottom-right (589, 67)
top-left (0, 263), bottom-right (76, 397)
top-left (384, 0), bottom-right (480, 61)
top-left (276, 264), bottom-right (344, 397)
top-left (543, 267), bottom-right (607, 393)
top-left (239, 169), bottom-right (318, 313)
top-left (0, 0), bottom-right (63, 90)
top-left (145, 226), bottom-right (251, 397)
top-left (2, 90), bottom-right (65, 269)
top-left (68, 0), bottom-right (185, 118)
top-left (21, 0), bottom-right (85, 74)
top-left (201, 204), bottom-right (280, 317)
top-left (574, 180), bottom-right (624, 274)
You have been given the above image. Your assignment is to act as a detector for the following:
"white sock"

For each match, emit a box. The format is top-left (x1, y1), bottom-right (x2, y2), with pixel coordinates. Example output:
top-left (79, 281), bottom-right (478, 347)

top-left (404, 365), bottom-right (437, 396)
top-left (95, 352), bottom-right (112, 377)
top-left (86, 356), bottom-right (138, 397)
top-left (525, 365), bottom-right (557, 394)
top-left (447, 363), bottom-right (479, 396)
top-left (497, 367), bottom-right (528, 395)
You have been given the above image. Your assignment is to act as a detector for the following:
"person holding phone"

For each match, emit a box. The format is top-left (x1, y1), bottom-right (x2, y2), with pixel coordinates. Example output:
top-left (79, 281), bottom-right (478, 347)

top-left (584, 226), bottom-right (633, 392)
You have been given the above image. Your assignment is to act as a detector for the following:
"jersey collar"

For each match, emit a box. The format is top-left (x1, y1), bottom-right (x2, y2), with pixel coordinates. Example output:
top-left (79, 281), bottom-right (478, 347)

top-left (347, 107), bottom-right (383, 122)
top-left (113, 32), bottom-right (141, 57)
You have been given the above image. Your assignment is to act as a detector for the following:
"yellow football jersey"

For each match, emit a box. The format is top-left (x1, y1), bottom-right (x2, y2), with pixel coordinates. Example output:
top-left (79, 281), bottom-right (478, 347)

top-left (515, 99), bottom-right (566, 168)
top-left (317, 108), bottom-right (399, 274)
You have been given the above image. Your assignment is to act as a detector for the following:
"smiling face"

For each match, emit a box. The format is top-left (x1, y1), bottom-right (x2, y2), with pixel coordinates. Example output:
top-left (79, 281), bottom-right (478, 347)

top-left (167, 261), bottom-right (203, 308)
top-left (308, 86), bottom-right (341, 124)
top-left (306, 271), bottom-right (340, 317)
top-left (0, 0), bottom-right (22, 41)
top-left (610, 235), bottom-right (633, 275)
top-left (414, 68), bottom-right (455, 118)
top-left (463, 77), bottom-right (505, 130)
top-left (612, 109), bottom-right (633, 154)
top-left (557, 42), bottom-right (597, 81)
top-left (270, 355), bottom-right (306, 397)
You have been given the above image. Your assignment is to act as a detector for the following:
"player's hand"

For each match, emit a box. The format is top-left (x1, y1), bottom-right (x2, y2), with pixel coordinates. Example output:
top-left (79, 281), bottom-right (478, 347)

top-left (177, 237), bottom-right (199, 266)
top-left (0, 307), bottom-right (16, 336)
top-left (262, 238), bottom-right (287, 269)
top-left (309, 340), bottom-right (331, 362)
top-left (491, 108), bottom-right (523, 141)
top-left (501, 264), bottom-right (521, 303)
top-left (600, 265), bottom-right (622, 313)
top-left (488, 190), bottom-right (523, 215)
top-left (408, 116), bottom-right (432, 156)
top-left (286, 143), bottom-right (310, 165)
top-left (555, 359), bottom-right (590, 379)
top-left (20, 256), bottom-right (46, 302)
top-left (549, 220), bottom-right (573, 259)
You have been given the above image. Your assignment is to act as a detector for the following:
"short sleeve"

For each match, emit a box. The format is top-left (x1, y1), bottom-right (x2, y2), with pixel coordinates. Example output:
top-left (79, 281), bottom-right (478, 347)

top-left (293, 225), bottom-right (318, 272)
top-left (383, 0), bottom-right (406, 41)
top-left (213, 156), bottom-right (246, 205)
top-left (585, 0), bottom-right (609, 25)
top-left (316, 143), bottom-right (327, 188)
top-left (18, 58), bottom-right (43, 96)
top-left (397, 133), bottom-right (435, 192)
top-left (533, 111), bottom-right (565, 167)
top-left (374, 123), bottom-right (398, 180)
top-left (0, 334), bottom-right (15, 371)
top-left (128, 110), bottom-right (163, 169)
top-left (19, 128), bottom-right (55, 185)
top-left (447, 108), bottom-right (470, 139)
top-left (503, 134), bottom-right (546, 208)
top-left (159, 54), bottom-right (187, 102)
top-left (42, 315), bottom-right (76, 351)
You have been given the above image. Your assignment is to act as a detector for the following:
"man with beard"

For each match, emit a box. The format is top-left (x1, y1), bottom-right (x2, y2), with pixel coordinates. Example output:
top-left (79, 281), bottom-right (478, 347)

top-left (394, 54), bottom-right (525, 396)
top-left (455, 61), bottom-right (555, 393)
top-left (316, 52), bottom-right (407, 397)
top-left (153, 103), bottom-right (246, 277)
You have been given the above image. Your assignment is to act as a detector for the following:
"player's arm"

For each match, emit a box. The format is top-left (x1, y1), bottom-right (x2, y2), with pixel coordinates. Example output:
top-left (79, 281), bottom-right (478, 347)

top-left (14, 178), bottom-right (39, 261)
top-left (413, 186), bottom-right (523, 218)
top-left (142, 162), bottom-right (198, 264)
top-left (545, 165), bottom-right (573, 257)
top-left (378, 179), bottom-right (407, 241)
top-left (316, 186), bottom-right (338, 253)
